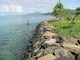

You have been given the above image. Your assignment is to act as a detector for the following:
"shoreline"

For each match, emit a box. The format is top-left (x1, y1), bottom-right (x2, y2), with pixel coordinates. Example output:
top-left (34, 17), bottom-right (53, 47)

top-left (19, 18), bottom-right (80, 60)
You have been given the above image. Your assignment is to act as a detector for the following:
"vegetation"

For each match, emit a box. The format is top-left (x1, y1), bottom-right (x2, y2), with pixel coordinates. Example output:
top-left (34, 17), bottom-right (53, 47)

top-left (49, 17), bottom-right (80, 37)
top-left (76, 7), bottom-right (80, 16)
top-left (50, 0), bottom-right (80, 37)
top-left (52, 1), bottom-right (66, 20)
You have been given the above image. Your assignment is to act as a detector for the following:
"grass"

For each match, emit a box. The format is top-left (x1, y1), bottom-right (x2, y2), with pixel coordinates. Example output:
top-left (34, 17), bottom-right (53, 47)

top-left (49, 15), bottom-right (80, 37)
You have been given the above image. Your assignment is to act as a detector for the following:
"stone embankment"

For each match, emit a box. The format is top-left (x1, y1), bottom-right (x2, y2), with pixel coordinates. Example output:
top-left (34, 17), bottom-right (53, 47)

top-left (21, 18), bottom-right (80, 60)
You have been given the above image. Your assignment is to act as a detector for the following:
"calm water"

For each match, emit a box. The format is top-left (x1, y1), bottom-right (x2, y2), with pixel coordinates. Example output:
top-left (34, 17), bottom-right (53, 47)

top-left (0, 14), bottom-right (51, 60)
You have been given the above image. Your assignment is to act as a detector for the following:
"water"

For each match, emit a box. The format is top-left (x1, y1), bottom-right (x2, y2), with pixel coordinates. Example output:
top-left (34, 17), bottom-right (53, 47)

top-left (0, 14), bottom-right (51, 60)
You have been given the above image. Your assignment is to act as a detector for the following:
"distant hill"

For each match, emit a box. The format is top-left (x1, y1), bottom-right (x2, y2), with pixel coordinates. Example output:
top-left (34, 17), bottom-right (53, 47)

top-left (27, 12), bottom-right (44, 15)
top-left (43, 12), bottom-right (51, 15)
top-left (66, 9), bottom-right (76, 15)
top-left (27, 12), bottom-right (51, 15)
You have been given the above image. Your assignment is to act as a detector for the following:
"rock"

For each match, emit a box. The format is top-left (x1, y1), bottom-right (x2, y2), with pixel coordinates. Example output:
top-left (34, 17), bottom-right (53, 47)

top-left (36, 49), bottom-right (44, 58)
top-left (44, 38), bottom-right (61, 48)
top-left (54, 48), bottom-right (68, 58)
top-left (44, 25), bottom-right (52, 31)
top-left (46, 43), bottom-right (60, 48)
top-left (56, 36), bottom-right (64, 43)
top-left (43, 31), bottom-right (64, 43)
top-left (43, 46), bottom-right (61, 55)
top-left (77, 39), bottom-right (80, 45)
top-left (44, 38), bottom-right (57, 45)
top-left (54, 47), bottom-right (75, 59)
top-left (61, 36), bottom-right (77, 44)
top-left (55, 57), bottom-right (75, 60)
top-left (33, 47), bottom-right (40, 53)
top-left (67, 51), bottom-right (75, 59)
top-left (33, 41), bottom-right (40, 47)
top-left (25, 58), bottom-right (36, 60)
top-left (27, 46), bottom-right (33, 52)
top-left (37, 54), bottom-right (57, 60)
top-left (33, 49), bottom-right (44, 58)
top-left (76, 54), bottom-right (80, 60)
top-left (43, 31), bottom-right (58, 39)
top-left (62, 43), bottom-right (80, 54)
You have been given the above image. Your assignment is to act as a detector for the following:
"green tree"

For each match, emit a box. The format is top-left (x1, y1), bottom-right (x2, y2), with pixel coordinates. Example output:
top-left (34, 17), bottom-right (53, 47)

top-left (76, 7), bottom-right (80, 16)
top-left (52, 1), bottom-right (66, 20)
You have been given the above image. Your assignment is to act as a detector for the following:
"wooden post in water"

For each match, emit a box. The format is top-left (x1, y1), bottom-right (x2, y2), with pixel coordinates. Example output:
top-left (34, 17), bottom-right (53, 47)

top-left (27, 20), bottom-right (30, 31)
top-left (27, 20), bottom-right (30, 26)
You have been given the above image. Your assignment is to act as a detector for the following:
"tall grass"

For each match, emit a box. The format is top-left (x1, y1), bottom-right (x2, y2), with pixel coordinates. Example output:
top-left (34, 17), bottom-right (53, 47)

top-left (49, 16), bottom-right (80, 37)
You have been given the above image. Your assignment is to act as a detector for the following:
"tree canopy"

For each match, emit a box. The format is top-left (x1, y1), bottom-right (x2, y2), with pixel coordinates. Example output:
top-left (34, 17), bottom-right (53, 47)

top-left (52, 1), bottom-right (66, 20)
top-left (76, 7), bottom-right (80, 16)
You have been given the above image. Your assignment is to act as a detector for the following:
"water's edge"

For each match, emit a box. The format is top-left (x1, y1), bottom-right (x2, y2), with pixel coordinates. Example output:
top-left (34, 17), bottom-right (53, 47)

top-left (18, 18), bottom-right (53, 60)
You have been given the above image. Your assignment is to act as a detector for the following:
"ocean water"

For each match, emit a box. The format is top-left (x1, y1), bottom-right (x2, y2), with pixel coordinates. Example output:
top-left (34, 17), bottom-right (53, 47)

top-left (0, 14), bottom-right (51, 60)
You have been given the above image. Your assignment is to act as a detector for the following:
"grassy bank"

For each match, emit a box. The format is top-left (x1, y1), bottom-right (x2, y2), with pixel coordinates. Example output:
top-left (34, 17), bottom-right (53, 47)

top-left (49, 15), bottom-right (80, 37)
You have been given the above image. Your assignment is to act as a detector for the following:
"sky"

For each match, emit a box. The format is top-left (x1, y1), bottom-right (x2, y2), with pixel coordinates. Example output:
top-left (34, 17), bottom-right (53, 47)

top-left (0, 0), bottom-right (80, 15)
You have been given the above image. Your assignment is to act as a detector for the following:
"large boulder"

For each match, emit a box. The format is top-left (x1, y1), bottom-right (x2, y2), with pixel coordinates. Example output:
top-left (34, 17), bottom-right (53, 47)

top-left (44, 38), bottom-right (56, 45)
top-left (55, 57), bottom-right (75, 60)
top-left (43, 31), bottom-right (64, 43)
top-left (43, 46), bottom-right (61, 55)
top-left (37, 54), bottom-right (57, 60)
top-left (61, 36), bottom-right (77, 44)
top-left (44, 38), bottom-right (61, 48)
top-left (54, 48), bottom-right (74, 58)
top-left (43, 31), bottom-right (58, 39)
top-left (62, 43), bottom-right (80, 54)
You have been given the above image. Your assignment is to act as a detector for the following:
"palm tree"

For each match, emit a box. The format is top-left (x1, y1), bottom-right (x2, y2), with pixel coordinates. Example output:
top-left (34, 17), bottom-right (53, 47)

top-left (52, 0), bottom-right (66, 20)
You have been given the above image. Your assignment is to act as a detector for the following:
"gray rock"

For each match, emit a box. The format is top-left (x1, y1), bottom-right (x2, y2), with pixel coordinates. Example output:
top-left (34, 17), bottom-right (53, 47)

top-left (43, 31), bottom-right (58, 39)
top-left (44, 38), bottom-right (57, 45)
top-left (77, 54), bottom-right (80, 60)
top-left (33, 47), bottom-right (40, 53)
top-left (56, 36), bottom-right (64, 43)
top-left (27, 46), bottom-right (33, 52)
top-left (61, 36), bottom-right (77, 44)
top-left (54, 48), bottom-right (75, 59)
top-left (44, 25), bottom-right (52, 31)
top-left (37, 54), bottom-right (57, 60)
top-left (43, 46), bottom-right (60, 55)
top-left (36, 49), bottom-right (44, 58)
top-left (54, 48), bottom-right (69, 58)
top-left (55, 57), bottom-right (75, 60)
top-left (62, 43), bottom-right (80, 54)
top-left (33, 41), bottom-right (40, 47)
top-left (25, 58), bottom-right (36, 60)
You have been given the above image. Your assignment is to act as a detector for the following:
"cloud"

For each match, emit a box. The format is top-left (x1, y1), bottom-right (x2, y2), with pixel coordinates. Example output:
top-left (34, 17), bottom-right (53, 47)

top-left (1, 5), bottom-right (10, 12)
top-left (0, 0), bottom-right (80, 14)
top-left (0, 0), bottom-right (57, 4)
top-left (0, 4), bottom-right (23, 12)
top-left (10, 4), bottom-right (23, 12)
top-left (27, 6), bottom-right (52, 13)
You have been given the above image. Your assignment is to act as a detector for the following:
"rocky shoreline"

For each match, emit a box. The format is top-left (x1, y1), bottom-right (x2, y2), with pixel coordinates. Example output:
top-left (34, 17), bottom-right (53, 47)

top-left (20, 18), bottom-right (80, 60)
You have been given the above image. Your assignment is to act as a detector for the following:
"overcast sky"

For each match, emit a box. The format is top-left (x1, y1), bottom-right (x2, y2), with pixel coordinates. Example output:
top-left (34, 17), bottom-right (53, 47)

top-left (0, 0), bottom-right (80, 15)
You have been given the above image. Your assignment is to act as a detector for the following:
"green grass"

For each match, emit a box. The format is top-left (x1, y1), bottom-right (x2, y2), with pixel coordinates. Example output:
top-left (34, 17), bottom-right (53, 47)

top-left (49, 16), bottom-right (80, 37)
